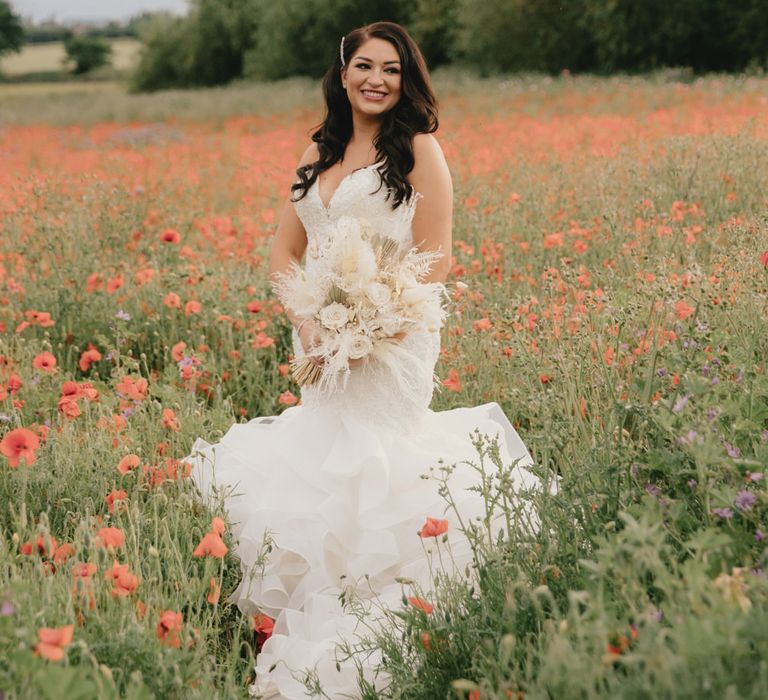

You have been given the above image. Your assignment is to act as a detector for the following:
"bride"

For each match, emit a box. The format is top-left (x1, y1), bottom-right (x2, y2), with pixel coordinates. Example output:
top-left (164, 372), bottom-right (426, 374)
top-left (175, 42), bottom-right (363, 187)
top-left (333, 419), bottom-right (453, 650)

top-left (188, 21), bottom-right (547, 700)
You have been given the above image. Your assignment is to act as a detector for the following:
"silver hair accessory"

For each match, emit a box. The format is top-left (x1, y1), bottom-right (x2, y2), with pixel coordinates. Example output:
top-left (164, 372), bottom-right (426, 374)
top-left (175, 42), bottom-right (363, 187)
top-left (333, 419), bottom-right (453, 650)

top-left (340, 35), bottom-right (346, 67)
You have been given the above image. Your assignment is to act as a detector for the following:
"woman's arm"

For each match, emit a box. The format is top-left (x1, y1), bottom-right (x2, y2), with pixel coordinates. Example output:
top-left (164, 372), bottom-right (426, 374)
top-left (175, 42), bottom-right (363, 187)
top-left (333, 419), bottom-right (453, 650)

top-left (408, 133), bottom-right (453, 284)
top-left (268, 144), bottom-right (322, 357)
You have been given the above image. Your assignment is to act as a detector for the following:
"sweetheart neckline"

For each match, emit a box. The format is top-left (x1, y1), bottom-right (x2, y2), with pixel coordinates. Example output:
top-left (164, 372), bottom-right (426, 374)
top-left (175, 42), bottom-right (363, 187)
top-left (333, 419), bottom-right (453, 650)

top-left (315, 163), bottom-right (379, 212)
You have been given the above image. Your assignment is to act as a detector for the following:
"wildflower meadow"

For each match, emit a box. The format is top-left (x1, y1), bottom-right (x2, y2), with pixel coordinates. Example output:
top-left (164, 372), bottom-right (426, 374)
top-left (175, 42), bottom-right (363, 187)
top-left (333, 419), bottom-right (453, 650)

top-left (1, 73), bottom-right (767, 698)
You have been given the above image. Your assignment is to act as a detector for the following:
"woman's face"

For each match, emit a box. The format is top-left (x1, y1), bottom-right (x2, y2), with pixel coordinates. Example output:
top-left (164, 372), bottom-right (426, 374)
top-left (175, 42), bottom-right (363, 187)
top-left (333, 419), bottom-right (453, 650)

top-left (342, 38), bottom-right (402, 118)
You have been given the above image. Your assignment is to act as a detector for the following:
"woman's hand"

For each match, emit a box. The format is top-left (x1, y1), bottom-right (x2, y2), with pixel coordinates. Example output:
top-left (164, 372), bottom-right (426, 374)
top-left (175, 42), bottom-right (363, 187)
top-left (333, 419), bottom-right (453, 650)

top-left (297, 322), bottom-right (324, 366)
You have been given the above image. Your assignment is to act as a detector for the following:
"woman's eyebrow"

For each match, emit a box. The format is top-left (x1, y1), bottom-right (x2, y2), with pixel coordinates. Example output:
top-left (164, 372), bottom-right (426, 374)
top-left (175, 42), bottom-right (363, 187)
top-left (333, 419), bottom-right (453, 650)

top-left (354, 56), bottom-right (401, 64)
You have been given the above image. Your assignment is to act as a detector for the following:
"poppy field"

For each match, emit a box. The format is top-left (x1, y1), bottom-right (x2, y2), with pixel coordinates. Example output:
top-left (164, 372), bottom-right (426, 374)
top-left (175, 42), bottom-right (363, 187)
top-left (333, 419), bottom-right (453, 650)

top-left (1, 74), bottom-right (767, 698)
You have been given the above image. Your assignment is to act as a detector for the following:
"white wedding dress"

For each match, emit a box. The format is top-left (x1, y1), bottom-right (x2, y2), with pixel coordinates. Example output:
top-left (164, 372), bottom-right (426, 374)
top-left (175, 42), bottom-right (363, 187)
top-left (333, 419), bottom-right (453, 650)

top-left (187, 164), bottom-right (548, 699)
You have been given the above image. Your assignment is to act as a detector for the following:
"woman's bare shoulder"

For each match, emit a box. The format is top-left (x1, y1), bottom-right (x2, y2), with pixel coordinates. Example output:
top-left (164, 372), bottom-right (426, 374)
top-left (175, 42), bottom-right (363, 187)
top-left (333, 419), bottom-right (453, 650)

top-left (410, 133), bottom-right (451, 194)
top-left (298, 142), bottom-right (320, 168)
top-left (412, 133), bottom-right (448, 169)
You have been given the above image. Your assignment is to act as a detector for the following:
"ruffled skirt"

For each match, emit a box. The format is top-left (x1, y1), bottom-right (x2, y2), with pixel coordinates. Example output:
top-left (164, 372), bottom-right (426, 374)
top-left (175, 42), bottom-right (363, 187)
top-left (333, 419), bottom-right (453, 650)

top-left (187, 397), bottom-right (544, 699)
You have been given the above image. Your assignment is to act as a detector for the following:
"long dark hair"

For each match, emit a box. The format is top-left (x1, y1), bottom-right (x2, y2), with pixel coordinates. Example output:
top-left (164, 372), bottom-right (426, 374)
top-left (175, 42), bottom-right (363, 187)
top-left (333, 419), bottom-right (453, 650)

top-left (291, 21), bottom-right (438, 209)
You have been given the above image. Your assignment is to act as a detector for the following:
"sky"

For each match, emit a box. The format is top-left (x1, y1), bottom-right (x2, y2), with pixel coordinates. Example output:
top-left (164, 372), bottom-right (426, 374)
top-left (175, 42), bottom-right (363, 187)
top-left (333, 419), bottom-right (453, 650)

top-left (11, 0), bottom-right (189, 22)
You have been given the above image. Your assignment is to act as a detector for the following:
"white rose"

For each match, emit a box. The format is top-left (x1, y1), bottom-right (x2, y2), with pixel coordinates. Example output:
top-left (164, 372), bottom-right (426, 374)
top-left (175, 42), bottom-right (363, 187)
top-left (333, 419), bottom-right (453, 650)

top-left (347, 333), bottom-right (374, 360)
top-left (377, 313), bottom-right (402, 336)
top-left (319, 302), bottom-right (351, 330)
top-left (365, 282), bottom-right (392, 307)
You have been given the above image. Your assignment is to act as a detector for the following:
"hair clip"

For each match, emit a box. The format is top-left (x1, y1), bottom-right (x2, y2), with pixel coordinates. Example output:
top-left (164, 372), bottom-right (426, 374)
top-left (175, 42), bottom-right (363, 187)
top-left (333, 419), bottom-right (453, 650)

top-left (340, 35), bottom-right (346, 67)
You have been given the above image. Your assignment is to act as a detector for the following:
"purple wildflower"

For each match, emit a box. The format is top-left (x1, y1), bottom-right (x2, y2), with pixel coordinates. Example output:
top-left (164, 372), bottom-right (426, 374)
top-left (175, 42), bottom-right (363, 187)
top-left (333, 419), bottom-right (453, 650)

top-left (178, 356), bottom-right (194, 368)
top-left (116, 310), bottom-right (131, 321)
top-left (0, 600), bottom-right (15, 617)
top-left (713, 507), bottom-right (733, 520)
top-left (756, 529), bottom-right (764, 542)
top-left (723, 441), bottom-right (741, 458)
top-left (0, 414), bottom-right (10, 423)
top-left (645, 484), bottom-right (662, 498)
top-left (762, 430), bottom-right (768, 444)
top-left (748, 472), bottom-right (763, 482)
top-left (650, 608), bottom-right (664, 622)
top-left (734, 490), bottom-right (757, 511)
top-left (678, 429), bottom-right (699, 446)
top-left (672, 394), bottom-right (690, 414)
top-left (120, 407), bottom-right (134, 419)
top-left (657, 368), bottom-right (667, 377)
top-left (687, 478), bottom-right (697, 489)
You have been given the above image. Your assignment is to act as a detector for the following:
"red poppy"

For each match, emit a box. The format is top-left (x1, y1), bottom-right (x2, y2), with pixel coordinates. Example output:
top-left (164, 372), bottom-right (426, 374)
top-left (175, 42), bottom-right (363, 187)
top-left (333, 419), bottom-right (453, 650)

top-left (207, 577), bottom-right (221, 605)
top-left (160, 228), bottom-right (181, 244)
top-left (32, 351), bottom-right (57, 373)
top-left (407, 596), bottom-right (434, 614)
top-left (419, 517), bottom-right (449, 538)
top-left (161, 408), bottom-right (180, 431)
top-left (117, 454), bottom-right (141, 474)
top-left (193, 531), bottom-right (228, 558)
top-left (1, 427), bottom-right (40, 468)
top-left (278, 391), bottom-right (298, 406)
top-left (251, 613), bottom-right (275, 646)
top-left (35, 624), bottom-right (74, 661)
top-left (105, 489), bottom-right (128, 514)
top-left (105, 561), bottom-right (139, 597)
top-left (95, 527), bottom-right (125, 550)
top-left (79, 345), bottom-right (102, 372)
top-left (442, 368), bottom-right (461, 392)
top-left (156, 610), bottom-right (183, 648)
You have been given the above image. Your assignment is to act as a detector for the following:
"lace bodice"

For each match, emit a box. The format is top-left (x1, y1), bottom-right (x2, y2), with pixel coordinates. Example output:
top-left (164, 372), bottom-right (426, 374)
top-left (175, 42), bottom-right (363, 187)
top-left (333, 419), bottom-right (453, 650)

top-left (290, 163), bottom-right (438, 433)
top-left (294, 164), bottom-right (422, 273)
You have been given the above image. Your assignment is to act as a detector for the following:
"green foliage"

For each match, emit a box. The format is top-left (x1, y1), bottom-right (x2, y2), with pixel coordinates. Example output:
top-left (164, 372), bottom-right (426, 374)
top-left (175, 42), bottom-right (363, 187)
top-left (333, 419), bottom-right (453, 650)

top-left (0, 0), bottom-right (23, 58)
top-left (64, 36), bottom-right (113, 75)
top-left (244, 0), bottom-right (412, 81)
top-left (131, 0), bottom-right (259, 92)
top-left (453, 0), bottom-right (594, 75)
top-left (406, 0), bottom-right (460, 70)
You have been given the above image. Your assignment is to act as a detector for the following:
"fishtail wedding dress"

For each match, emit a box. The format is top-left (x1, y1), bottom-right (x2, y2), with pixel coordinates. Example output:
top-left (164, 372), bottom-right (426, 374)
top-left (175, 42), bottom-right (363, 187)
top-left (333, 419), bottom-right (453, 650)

top-left (187, 164), bottom-right (546, 699)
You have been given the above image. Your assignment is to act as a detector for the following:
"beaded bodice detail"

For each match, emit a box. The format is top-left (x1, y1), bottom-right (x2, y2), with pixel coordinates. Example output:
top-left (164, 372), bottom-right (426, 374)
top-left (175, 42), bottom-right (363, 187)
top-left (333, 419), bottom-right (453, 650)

top-left (293, 164), bottom-right (422, 274)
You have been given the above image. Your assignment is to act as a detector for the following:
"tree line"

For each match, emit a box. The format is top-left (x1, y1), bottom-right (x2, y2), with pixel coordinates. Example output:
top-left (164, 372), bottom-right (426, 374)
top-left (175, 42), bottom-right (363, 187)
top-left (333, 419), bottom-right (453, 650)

top-left (2, 0), bottom-right (767, 91)
top-left (129, 0), bottom-right (768, 92)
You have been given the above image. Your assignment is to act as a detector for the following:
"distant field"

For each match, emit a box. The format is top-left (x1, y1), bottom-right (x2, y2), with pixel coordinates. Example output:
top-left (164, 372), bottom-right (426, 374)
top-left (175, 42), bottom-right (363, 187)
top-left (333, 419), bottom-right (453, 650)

top-left (0, 37), bottom-right (142, 76)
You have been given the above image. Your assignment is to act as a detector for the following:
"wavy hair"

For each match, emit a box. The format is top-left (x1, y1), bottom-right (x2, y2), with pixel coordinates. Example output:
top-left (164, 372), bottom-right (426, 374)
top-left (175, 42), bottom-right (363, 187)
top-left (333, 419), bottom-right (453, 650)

top-left (291, 21), bottom-right (438, 209)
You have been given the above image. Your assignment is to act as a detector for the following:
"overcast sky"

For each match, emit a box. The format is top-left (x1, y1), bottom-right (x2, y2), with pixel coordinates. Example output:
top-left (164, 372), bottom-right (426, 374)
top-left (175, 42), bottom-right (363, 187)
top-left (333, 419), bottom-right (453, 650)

top-left (11, 0), bottom-right (189, 22)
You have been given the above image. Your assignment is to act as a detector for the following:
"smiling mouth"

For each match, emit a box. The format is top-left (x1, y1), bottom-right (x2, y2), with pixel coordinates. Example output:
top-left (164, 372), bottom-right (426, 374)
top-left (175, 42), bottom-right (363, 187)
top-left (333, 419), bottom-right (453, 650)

top-left (361, 90), bottom-right (387, 100)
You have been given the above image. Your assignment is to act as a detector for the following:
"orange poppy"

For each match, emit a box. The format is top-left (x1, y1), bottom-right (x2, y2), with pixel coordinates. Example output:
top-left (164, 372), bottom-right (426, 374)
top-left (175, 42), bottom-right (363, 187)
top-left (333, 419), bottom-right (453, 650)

top-left (251, 613), bottom-right (275, 646)
top-left (160, 228), bottom-right (181, 244)
top-left (161, 408), bottom-right (180, 431)
top-left (407, 596), bottom-right (434, 614)
top-left (104, 561), bottom-right (139, 597)
top-left (117, 454), bottom-right (140, 475)
top-left (78, 345), bottom-right (102, 372)
top-left (419, 517), bottom-right (449, 538)
top-left (156, 610), bottom-right (183, 648)
top-left (193, 531), bottom-right (228, 558)
top-left (207, 577), bottom-right (221, 605)
top-left (105, 489), bottom-right (128, 514)
top-left (1, 427), bottom-right (40, 468)
top-left (32, 351), bottom-right (57, 373)
top-left (35, 624), bottom-right (74, 661)
top-left (441, 368), bottom-right (461, 393)
top-left (95, 527), bottom-right (125, 550)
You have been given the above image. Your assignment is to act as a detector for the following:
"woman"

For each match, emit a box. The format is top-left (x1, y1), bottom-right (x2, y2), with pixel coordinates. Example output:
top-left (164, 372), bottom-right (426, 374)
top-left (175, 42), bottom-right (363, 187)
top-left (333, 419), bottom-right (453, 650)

top-left (188, 21), bottom-right (546, 700)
